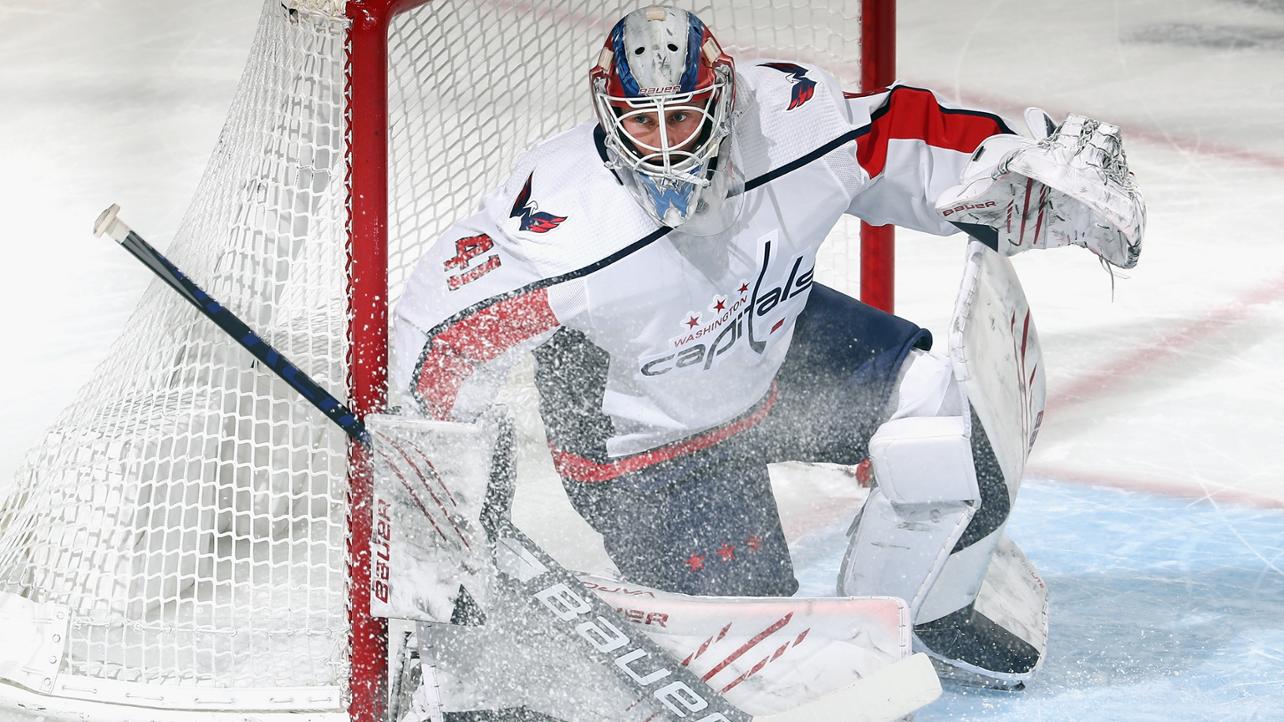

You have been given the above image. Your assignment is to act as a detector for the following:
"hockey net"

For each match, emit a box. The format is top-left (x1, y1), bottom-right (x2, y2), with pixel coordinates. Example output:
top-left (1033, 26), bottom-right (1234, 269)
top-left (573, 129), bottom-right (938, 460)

top-left (0, 0), bottom-right (873, 718)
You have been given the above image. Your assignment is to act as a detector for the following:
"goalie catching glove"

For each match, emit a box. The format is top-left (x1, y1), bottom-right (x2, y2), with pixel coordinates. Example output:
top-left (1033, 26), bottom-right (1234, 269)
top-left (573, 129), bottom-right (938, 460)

top-left (936, 110), bottom-right (1145, 269)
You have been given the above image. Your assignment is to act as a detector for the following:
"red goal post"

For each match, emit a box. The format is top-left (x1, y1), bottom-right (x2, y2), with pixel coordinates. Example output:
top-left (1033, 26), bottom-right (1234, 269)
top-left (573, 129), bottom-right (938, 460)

top-left (0, 2), bottom-right (896, 720)
top-left (859, 0), bottom-right (897, 314)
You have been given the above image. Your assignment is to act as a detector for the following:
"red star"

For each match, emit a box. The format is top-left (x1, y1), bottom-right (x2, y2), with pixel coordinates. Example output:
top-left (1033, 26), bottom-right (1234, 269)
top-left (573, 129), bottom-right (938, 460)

top-left (854, 459), bottom-right (873, 486)
top-left (713, 298), bottom-right (726, 312)
top-left (686, 553), bottom-right (705, 571)
top-left (738, 282), bottom-right (749, 294)
top-left (686, 315), bottom-right (700, 328)
top-left (717, 543), bottom-right (736, 562)
top-left (745, 535), bottom-right (763, 551)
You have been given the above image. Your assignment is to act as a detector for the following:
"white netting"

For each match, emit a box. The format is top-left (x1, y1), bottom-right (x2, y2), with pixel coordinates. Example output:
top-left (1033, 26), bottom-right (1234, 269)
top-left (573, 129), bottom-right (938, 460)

top-left (0, 0), bottom-right (863, 715)
top-left (0, 5), bottom-right (352, 712)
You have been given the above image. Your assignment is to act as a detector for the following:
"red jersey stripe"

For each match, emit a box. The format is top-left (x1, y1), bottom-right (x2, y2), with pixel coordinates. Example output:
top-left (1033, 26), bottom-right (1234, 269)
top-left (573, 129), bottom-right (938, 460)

top-left (550, 384), bottom-right (778, 483)
top-left (415, 288), bottom-right (560, 419)
top-left (856, 86), bottom-right (1008, 179)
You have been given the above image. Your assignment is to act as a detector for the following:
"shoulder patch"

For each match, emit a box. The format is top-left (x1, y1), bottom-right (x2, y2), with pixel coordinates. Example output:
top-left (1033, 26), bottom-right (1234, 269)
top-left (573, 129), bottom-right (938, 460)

top-left (758, 62), bottom-right (817, 111)
top-left (510, 172), bottom-right (568, 233)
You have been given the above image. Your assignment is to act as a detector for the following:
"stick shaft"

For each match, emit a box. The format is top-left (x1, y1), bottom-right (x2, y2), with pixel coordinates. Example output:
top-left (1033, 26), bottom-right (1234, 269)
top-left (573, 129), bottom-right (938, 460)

top-left (111, 226), bottom-right (367, 444)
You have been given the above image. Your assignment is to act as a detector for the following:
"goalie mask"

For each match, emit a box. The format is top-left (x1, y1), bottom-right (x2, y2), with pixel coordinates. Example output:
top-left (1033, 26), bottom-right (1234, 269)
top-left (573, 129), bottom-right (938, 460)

top-left (591, 6), bottom-right (739, 232)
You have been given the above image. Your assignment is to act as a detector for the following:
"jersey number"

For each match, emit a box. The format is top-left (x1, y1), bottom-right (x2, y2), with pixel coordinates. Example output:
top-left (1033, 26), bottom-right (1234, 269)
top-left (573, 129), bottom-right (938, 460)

top-left (443, 233), bottom-right (502, 290)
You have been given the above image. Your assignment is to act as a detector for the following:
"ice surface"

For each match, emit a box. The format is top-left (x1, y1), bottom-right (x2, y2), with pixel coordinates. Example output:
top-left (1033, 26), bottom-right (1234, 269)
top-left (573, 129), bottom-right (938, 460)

top-left (791, 480), bottom-right (1284, 720)
top-left (2, 0), bottom-right (1283, 719)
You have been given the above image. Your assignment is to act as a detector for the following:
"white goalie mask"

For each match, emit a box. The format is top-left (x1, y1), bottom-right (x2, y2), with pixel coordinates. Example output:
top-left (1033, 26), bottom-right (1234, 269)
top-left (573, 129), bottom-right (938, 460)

top-left (590, 6), bottom-right (740, 232)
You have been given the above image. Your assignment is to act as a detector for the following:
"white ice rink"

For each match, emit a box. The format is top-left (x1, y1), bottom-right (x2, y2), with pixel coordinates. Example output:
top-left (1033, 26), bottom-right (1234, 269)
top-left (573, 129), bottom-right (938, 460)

top-left (2, 0), bottom-right (1283, 719)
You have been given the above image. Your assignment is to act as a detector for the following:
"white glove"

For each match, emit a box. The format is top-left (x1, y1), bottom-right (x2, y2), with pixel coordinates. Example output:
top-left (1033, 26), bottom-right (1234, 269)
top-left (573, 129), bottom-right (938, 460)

top-left (936, 110), bottom-right (1145, 269)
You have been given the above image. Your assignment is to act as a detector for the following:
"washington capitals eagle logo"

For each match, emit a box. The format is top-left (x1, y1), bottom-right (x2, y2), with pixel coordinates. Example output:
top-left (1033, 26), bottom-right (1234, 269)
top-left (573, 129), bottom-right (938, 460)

top-left (759, 62), bottom-right (817, 111)
top-left (510, 172), bottom-right (568, 233)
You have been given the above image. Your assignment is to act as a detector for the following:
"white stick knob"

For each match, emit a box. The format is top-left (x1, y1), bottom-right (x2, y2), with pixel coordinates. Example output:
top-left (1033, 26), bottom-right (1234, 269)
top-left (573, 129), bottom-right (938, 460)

top-left (93, 203), bottom-right (132, 243)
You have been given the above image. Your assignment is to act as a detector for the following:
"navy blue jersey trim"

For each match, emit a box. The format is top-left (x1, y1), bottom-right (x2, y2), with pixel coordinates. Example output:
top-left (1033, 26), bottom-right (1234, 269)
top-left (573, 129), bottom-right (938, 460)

top-left (422, 86), bottom-right (1011, 341)
top-left (422, 224), bottom-right (673, 339)
top-left (744, 127), bottom-right (869, 193)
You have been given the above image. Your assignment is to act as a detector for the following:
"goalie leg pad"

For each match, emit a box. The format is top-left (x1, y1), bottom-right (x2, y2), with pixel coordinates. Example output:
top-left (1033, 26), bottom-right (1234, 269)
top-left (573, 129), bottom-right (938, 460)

top-left (837, 488), bottom-right (975, 617)
top-left (915, 417), bottom-right (1013, 624)
top-left (909, 422), bottom-right (1042, 681)
top-left (913, 537), bottom-right (1047, 685)
top-left (839, 410), bottom-right (1036, 681)
top-left (838, 410), bottom-right (979, 616)
top-left (867, 416), bottom-right (978, 506)
top-left (839, 349), bottom-right (1017, 626)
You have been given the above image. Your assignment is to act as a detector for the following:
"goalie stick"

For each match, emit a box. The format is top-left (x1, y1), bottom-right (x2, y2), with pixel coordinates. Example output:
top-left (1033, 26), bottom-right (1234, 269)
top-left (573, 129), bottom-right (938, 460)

top-left (93, 203), bottom-right (938, 722)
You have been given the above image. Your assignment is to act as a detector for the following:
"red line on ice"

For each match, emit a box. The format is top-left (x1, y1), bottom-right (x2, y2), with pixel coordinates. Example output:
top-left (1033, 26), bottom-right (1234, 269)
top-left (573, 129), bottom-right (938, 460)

top-left (920, 83), bottom-right (1284, 171)
top-left (1026, 463), bottom-right (1284, 510)
top-left (1046, 269), bottom-right (1284, 410)
top-left (1029, 270), bottom-right (1284, 510)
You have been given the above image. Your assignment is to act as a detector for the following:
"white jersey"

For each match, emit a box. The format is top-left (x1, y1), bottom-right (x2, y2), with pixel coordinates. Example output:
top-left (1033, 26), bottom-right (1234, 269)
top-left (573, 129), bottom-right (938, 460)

top-left (390, 61), bottom-right (1012, 480)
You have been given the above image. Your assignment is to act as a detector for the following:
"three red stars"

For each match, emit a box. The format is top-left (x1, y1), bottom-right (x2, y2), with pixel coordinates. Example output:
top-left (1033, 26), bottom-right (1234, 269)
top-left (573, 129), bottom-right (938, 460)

top-left (682, 283), bottom-right (751, 330)
top-left (689, 536), bottom-right (765, 573)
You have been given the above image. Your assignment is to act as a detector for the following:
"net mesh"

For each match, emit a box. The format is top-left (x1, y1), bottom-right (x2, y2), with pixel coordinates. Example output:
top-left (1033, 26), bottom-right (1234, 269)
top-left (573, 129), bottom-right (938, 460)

top-left (0, 0), bottom-right (863, 712)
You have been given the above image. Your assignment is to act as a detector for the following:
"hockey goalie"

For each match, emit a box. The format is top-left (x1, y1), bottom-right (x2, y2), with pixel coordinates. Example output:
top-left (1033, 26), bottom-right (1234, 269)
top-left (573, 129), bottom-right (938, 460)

top-left (378, 5), bottom-right (1146, 719)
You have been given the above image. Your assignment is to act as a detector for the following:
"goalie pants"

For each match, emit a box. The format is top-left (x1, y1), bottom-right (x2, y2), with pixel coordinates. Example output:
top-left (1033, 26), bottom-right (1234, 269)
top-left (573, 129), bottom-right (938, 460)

top-left (562, 284), bottom-right (932, 597)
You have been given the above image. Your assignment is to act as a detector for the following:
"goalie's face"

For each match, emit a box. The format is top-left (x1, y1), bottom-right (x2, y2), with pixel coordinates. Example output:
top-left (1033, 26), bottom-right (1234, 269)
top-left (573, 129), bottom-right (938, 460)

top-left (617, 104), bottom-right (707, 160)
top-left (590, 6), bottom-right (736, 229)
